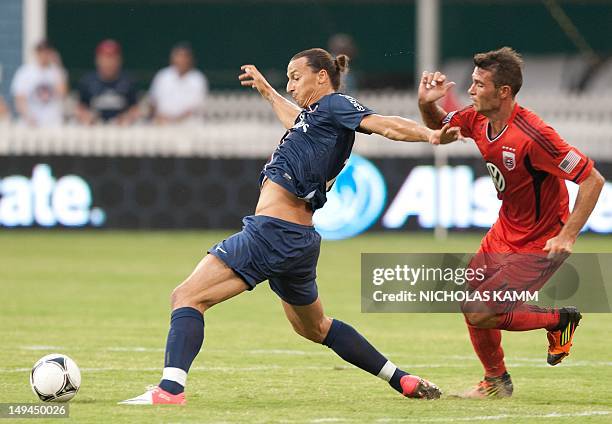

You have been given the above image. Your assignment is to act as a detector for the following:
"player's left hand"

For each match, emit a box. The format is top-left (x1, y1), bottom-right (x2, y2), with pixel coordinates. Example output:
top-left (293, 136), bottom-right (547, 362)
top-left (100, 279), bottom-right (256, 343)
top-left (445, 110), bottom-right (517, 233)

top-left (239, 64), bottom-right (273, 98)
top-left (543, 234), bottom-right (574, 262)
top-left (429, 123), bottom-right (461, 145)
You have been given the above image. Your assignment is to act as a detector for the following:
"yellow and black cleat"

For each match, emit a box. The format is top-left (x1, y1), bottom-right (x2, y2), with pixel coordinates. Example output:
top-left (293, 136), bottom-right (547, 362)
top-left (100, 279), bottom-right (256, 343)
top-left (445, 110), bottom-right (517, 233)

top-left (547, 307), bottom-right (582, 366)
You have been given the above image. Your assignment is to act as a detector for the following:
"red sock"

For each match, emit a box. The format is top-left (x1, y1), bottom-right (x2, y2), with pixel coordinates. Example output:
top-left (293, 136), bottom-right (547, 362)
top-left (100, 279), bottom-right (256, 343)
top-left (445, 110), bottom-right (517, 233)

top-left (496, 305), bottom-right (560, 331)
top-left (467, 325), bottom-right (506, 378)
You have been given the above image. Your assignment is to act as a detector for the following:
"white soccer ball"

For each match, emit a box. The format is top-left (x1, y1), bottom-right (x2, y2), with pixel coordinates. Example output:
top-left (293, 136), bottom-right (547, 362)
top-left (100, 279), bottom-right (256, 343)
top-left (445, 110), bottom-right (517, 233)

top-left (30, 354), bottom-right (81, 402)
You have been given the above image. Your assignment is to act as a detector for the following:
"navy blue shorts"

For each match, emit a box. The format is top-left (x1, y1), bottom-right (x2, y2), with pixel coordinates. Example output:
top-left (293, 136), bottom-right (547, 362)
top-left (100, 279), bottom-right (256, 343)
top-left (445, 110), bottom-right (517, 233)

top-left (208, 215), bottom-right (321, 306)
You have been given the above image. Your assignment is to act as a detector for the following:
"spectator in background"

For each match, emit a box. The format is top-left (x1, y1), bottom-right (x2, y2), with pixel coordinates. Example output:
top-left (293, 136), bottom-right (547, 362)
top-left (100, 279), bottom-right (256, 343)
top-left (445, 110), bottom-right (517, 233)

top-left (77, 39), bottom-right (139, 125)
top-left (0, 95), bottom-right (8, 121)
top-left (149, 42), bottom-right (208, 124)
top-left (328, 33), bottom-right (358, 93)
top-left (10, 40), bottom-right (67, 127)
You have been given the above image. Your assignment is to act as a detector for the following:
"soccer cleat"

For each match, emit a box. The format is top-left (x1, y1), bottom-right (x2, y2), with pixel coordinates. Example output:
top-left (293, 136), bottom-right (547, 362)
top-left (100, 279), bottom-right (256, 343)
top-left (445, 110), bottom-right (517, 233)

top-left (118, 385), bottom-right (186, 405)
top-left (400, 375), bottom-right (442, 399)
top-left (547, 307), bottom-right (582, 366)
top-left (460, 372), bottom-right (513, 399)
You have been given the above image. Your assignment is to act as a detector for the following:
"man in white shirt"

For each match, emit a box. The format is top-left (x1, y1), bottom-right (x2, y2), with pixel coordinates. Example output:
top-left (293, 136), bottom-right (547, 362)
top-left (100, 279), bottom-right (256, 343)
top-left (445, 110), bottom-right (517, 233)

top-left (0, 95), bottom-right (8, 121)
top-left (150, 42), bottom-right (208, 124)
top-left (11, 40), bottom-right (67, 127)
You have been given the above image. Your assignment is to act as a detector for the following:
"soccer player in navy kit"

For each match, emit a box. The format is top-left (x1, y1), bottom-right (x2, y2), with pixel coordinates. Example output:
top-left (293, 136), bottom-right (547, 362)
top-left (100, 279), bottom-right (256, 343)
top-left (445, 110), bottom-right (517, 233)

top-left (121, 48), bottom-right (460, 405)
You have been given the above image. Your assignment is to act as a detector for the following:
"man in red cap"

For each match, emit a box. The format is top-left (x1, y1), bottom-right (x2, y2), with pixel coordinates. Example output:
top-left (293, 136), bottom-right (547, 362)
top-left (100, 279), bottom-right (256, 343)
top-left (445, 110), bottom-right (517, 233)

top-left (76, 39), bottom-right (140, 125)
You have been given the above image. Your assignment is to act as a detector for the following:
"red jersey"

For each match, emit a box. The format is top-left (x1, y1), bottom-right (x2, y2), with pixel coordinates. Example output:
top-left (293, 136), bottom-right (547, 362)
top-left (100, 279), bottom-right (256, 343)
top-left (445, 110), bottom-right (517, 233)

top-left (443, 103), bottom-right (594, 250)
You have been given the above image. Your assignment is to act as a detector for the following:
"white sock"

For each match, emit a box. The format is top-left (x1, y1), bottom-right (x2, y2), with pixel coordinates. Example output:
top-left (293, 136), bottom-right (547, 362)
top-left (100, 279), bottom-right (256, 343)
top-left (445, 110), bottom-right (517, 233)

top-left (162, 367), bottom-right (187, 387)
top-left (376, 360), bottom-right (397, 382)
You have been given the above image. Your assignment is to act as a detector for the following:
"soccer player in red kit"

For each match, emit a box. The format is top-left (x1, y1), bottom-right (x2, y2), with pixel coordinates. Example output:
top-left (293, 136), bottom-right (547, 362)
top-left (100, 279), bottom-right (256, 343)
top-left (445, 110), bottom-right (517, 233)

top-left (417, 47), bottom-right (605, 398)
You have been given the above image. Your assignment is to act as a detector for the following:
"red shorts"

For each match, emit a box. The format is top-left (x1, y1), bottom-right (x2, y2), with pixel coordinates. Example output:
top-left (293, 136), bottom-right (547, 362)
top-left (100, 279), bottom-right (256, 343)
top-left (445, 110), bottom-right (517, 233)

top-left (464, 230), bottom-right (563, 314)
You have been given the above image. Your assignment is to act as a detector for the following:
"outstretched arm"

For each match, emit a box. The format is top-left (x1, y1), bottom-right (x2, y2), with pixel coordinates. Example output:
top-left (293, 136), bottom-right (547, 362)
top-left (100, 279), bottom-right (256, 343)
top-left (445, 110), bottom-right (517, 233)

top-left (417, 71), bottom-right (455, 130)
top-left (239, 64), bottom-right (300, 129)
top-left (359, 114), bottom-right (460, 145)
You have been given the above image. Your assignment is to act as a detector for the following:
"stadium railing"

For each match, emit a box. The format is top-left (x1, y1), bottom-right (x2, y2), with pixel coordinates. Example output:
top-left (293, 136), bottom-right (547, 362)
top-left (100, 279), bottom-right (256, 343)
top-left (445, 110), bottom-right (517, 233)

top-left (1, 91), bottom-right (611, 159)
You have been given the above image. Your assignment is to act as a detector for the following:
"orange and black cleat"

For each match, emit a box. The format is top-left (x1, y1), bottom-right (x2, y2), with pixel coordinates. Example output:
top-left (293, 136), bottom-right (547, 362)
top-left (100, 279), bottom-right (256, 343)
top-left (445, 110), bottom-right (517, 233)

top-left (460, 372), bottom-right (513, 399)
top-left (547, 307), bottom-right (582, 366)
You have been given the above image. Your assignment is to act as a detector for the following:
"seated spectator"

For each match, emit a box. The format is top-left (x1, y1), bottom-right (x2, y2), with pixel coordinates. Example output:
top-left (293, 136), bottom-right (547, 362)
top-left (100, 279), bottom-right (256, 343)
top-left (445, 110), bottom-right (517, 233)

top-left (150, 42), bottom-right (208, 124)
top-left (77, 39), bottom-right (139, 125)
top-left (0, 95), bottom-right (8, 121)
top-left (10, 40), bottom-right (67, 127)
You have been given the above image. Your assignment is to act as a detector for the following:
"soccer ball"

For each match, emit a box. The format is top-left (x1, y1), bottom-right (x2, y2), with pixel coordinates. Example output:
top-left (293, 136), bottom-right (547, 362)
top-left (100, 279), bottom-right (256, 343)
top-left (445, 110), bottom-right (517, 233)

top-left (30, 354), bottom-right (81, 402)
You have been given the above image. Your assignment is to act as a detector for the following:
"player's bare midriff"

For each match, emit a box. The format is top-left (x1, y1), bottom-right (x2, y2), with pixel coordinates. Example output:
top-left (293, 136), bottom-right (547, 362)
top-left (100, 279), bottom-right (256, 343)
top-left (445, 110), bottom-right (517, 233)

top-left (255, 179), bottom-right (313, 226)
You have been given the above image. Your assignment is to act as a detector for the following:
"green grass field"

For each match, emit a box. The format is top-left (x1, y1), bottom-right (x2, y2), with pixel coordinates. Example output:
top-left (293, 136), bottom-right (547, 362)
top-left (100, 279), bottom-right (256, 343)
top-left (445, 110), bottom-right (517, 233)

top-left (1, 231), bottom-right (611, 423)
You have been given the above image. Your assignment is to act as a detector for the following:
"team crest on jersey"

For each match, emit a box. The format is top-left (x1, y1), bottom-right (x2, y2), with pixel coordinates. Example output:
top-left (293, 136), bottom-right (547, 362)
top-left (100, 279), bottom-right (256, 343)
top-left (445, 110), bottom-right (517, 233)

top-left (292, 112), bottom-right (309, 133)
top-left (501, 146), bottom-right (516, 171)
top-left (502, 151), bottom-right (515, 171)
top-left (486, 162), bottom-right (506, 192)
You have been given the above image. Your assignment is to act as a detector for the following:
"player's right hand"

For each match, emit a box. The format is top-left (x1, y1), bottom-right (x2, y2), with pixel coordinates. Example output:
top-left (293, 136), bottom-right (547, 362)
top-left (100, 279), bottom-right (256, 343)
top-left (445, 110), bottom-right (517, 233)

top-left (418, 71), bottom-right (456, 105)
top-left (429, 123), bottom-right (461, 145)
top-left (239, 65), bottom-right (272, 97)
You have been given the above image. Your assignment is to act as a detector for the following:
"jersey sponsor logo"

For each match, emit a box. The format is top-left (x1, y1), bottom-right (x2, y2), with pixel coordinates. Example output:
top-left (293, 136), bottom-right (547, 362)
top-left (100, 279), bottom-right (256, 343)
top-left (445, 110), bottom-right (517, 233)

top-left (486, 162), bottom-right (506, 192)
top-left (338, 94), bottom-right (366, 111)
top-left (502, 151), bottom-right (516, 171)
top-left (313, 154), bottom-right (386, 240)
top-left (292, 112), bottom-right (309, 133)
top-left (559, 150), bottom-right (581, 174)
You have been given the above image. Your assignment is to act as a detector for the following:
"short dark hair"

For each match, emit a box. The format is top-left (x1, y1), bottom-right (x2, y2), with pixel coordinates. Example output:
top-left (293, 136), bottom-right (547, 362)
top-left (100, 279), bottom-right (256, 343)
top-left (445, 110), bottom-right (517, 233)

top-left (473, 47), bottom-right (523, 97)
top-left (35, 39), bottom-right (54, 51)
top-left (172, 41), bottom-right (193, 55)
top-left (291, 48), bottom-right (349, 91)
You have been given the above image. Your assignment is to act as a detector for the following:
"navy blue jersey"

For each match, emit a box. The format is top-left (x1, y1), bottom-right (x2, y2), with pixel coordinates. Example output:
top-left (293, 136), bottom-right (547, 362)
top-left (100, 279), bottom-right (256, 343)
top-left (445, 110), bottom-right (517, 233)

top-left (78, 71), bottom-right (137, 121)
top-left (260, 93), bottom-right (374, 211)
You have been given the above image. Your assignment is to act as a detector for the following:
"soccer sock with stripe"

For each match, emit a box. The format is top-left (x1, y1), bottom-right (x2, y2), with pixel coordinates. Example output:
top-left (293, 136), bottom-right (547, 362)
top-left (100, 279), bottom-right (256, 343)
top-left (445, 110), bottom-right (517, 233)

top-left (322, 319), bottom-right (408, 394)
top-left (496, 305), bottom-right (560, 331)
top-left (158, 307), bottom-right (205, 395)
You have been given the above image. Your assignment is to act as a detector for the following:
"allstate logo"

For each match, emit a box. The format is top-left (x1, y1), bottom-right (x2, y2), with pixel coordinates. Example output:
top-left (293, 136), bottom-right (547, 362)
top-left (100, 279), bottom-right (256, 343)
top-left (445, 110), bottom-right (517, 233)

top-left (314, 154), bottom-right (386, 240)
